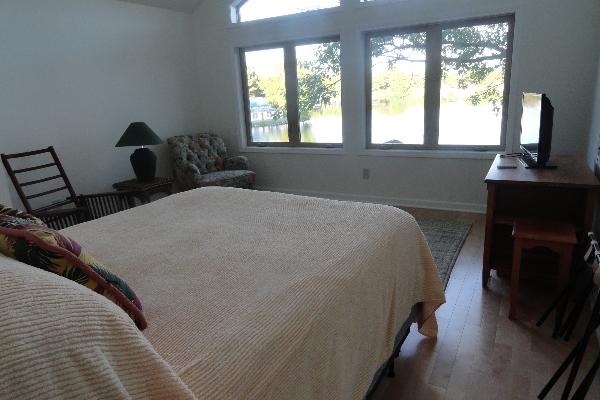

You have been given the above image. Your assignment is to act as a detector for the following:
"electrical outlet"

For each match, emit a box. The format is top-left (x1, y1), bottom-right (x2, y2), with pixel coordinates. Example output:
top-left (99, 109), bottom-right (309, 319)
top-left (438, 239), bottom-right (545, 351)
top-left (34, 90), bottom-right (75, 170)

top-left (362, 168), bottom-right (371, 180)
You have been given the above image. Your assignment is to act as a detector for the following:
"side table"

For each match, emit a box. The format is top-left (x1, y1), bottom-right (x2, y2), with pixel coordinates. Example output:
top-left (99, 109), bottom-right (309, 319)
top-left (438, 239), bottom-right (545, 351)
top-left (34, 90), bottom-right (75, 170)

top-left (113, 177), bottom-right (174, 204)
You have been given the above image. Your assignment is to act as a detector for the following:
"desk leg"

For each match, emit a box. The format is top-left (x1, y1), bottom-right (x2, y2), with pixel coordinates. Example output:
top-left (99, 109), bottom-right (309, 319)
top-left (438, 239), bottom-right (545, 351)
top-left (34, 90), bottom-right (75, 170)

top-left (583, 190), bottom-right (596, 233)
top-left (482, 184), bottom-right (496, 288)
top-left (557, 244), bottom-right (573, 291)
top-left (509, 237), bottom-right (522, 320)
top-left (552, 244), bottom-right (574, 337)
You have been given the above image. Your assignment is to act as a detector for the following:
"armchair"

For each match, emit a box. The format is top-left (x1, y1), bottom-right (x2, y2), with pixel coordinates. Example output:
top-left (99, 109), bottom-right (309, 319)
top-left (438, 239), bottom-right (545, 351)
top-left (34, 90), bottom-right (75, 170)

top-left (167, 134), bottom-right (256, 191)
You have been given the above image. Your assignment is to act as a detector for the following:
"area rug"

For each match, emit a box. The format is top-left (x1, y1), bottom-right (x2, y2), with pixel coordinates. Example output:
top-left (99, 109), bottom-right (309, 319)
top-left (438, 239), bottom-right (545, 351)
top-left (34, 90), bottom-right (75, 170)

top-left (415, 218), bottom-right (472, 289)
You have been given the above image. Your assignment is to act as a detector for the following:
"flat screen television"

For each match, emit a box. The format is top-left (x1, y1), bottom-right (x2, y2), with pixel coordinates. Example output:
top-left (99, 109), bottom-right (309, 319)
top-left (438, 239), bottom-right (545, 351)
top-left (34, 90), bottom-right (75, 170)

top-left (520, 92), bottom-right (555, 168)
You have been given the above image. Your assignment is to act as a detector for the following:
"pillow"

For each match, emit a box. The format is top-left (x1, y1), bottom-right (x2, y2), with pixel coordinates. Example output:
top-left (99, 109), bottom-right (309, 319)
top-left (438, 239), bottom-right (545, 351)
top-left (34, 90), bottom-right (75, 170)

top-left (0, 215), bottom-right (147, 330)
top-left (0, 204), bottom-right (45, 226)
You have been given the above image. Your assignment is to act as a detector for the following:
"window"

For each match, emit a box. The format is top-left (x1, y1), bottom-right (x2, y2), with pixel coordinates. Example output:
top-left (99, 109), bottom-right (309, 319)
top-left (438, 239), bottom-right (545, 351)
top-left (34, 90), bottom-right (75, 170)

top-left (240, 38), bottom-right (342, 147)
top-left (233, 0), bottom-right (340, 23)
top-left (366, 16), bottom-right (514, 150)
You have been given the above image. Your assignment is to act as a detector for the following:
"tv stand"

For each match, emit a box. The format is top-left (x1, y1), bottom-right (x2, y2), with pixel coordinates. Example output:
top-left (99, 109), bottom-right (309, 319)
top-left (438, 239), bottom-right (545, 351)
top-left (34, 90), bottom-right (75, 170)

top-left (483, 155), bottom-right (600, 288)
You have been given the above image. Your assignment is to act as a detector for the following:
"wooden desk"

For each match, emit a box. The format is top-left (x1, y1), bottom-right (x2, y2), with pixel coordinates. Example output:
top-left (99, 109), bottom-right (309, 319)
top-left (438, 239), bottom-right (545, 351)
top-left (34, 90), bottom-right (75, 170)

top-left (483, 155), bottom-right (600, 287)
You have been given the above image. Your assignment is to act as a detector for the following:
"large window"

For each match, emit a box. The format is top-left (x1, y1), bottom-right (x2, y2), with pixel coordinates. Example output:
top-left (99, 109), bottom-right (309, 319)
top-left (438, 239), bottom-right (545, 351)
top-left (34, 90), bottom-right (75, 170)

top-left (233, 0), bottom-right (340, 23)
top-left (366, 16), bottom-right (514, 150)
top-left (240, 38), bottom-right (342, 147)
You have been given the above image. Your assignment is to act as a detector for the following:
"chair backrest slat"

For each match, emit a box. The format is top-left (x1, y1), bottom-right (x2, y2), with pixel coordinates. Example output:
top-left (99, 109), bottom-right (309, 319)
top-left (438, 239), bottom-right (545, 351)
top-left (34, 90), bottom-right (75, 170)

top-left (25, 186), bottom-right (69, 200)
top-left (12, 162), bottom-right (57, 174)
top-left (20, 175), bottom-right (63, 187)
top-left (34, 199), bottom-right (74, 212)
top-left (2, 148), bottom-right (57, 159)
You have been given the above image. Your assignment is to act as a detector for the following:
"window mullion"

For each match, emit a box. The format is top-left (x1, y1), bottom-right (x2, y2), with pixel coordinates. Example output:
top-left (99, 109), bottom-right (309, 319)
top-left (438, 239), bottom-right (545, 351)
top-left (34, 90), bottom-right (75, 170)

top-left (284, 44), bottom-right (301, 145)
top-left (239, 50), bottom-right (253, 145)
top-left (424, 27), bottom-right (442, 148)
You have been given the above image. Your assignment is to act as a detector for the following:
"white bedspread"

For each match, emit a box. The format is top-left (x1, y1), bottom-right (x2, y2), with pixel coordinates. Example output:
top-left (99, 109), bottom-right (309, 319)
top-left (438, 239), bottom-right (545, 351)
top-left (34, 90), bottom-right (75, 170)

top-left (0, 253), bottom-right (194, 400)
top-left (63, 187), bottom-right (445, 399)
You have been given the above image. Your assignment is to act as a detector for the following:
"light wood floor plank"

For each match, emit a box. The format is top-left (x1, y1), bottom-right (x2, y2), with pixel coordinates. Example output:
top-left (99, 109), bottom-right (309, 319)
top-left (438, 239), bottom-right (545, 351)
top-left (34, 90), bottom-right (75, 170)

top-left (376, 209), bottom-right (600, 399)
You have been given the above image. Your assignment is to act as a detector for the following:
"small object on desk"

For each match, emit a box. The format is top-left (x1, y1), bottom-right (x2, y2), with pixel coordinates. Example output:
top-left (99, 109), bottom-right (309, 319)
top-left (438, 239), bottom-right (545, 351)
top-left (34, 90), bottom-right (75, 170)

top-left (497, 158), bottom-right (518, 169)
top-left (113, 177), bottom-right (174, 204)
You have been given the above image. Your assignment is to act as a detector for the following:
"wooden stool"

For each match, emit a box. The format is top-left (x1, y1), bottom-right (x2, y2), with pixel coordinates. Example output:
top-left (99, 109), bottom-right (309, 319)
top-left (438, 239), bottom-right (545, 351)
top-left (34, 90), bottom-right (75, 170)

top-left (510, 218), bottom-right (577, 320)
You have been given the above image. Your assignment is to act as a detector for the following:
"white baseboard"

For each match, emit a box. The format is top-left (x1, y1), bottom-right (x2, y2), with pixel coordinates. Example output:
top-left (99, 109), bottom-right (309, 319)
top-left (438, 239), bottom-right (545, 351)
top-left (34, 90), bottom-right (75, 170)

top-left (256, 186), bottom-right (487, 214)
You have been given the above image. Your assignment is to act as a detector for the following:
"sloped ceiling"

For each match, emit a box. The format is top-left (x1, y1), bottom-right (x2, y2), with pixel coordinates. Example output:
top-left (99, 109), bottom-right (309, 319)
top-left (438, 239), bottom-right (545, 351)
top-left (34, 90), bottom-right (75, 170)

top-left (119, 0), bottom-right (206, 13)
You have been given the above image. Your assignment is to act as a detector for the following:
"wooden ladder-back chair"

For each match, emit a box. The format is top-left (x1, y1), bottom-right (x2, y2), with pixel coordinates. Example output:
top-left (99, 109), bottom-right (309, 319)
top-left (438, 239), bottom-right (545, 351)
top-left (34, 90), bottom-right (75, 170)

top-left (1, 146), bottom-right (135, 230)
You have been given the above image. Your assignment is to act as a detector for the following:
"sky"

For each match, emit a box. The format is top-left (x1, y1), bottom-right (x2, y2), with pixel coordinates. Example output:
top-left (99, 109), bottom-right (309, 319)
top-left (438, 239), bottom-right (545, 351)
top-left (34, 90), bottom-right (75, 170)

top-left (239, 0), bottom-right (339, 22)
top-left (245, 43), bottom-right (331, 76)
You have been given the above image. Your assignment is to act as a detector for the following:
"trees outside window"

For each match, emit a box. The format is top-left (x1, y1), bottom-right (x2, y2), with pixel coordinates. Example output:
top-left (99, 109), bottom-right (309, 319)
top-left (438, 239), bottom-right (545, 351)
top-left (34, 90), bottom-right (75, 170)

top-left (239, 15), bottom-right (514, 150)
top-left (240, 38), bottom-right (342, 147)
top-left (366, 16), bottom-right (514, 149)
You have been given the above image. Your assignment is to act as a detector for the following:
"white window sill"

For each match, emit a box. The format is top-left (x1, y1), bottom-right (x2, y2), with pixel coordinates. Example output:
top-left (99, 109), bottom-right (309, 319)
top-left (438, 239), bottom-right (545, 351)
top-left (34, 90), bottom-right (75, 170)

top-left (241, 146), bottom-right (499, 159)
top-left (359, 149), bottom-right (499, 159)
top-left (240, 146), bottom-right (346, 155)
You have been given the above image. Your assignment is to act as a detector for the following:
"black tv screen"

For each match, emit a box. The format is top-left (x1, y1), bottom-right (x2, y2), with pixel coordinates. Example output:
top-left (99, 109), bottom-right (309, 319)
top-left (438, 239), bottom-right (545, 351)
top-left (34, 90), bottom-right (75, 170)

top-left (520, 93), bottom-right (554, 167)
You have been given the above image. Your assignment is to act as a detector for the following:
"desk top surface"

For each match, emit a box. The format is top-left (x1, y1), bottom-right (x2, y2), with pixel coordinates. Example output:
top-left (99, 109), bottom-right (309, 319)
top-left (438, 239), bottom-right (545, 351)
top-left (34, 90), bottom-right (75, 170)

top-left (485, 155), bottom-right (600, 189)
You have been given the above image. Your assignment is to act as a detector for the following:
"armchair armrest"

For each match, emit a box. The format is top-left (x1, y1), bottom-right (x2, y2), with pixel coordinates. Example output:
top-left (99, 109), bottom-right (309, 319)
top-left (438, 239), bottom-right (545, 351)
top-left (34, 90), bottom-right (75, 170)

top-left (176, 163), bottom-right (205, 190)
top-left (224, 156), bottom-right (250, 171)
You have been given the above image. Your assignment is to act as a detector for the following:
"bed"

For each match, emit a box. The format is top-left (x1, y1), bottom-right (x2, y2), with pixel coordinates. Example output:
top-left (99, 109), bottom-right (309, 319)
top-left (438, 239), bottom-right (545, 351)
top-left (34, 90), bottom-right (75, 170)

top-left (0, 187), bottom-right (445, 399)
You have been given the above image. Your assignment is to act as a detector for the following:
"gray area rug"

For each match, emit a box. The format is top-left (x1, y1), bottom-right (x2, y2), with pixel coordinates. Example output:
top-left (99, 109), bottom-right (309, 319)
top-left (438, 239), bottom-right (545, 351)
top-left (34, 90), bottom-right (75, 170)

top-left (415, 218), bottom-right (472, 289)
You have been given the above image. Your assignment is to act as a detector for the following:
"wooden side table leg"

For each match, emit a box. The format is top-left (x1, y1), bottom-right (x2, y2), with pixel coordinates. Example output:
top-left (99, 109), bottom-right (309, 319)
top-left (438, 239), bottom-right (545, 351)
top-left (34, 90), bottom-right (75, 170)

top-left (509, 238), bottom-right (522, 320)
top-left (482, 184), bottom-right (496, 288)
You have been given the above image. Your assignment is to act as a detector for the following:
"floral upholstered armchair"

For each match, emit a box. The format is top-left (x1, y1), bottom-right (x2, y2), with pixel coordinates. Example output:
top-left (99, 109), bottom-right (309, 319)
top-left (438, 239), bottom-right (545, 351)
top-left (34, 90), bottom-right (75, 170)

top-left (167, 134), bottom-right (256, 191)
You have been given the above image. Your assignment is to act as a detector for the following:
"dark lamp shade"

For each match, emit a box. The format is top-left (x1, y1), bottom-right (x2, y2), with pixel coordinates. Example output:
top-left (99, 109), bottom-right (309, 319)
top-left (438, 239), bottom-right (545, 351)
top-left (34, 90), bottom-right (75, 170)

top-left (116, 122), bottom-right (163, 147)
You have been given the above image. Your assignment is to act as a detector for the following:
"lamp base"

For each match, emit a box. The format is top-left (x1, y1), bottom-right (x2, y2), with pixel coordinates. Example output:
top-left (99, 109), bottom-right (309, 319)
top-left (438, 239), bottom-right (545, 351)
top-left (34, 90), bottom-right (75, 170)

top-left (130, 148), bottom-right (157, 182)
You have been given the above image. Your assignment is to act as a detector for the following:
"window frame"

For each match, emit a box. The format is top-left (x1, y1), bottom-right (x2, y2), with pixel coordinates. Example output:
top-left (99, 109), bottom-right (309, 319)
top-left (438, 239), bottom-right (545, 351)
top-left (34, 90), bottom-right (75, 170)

top-left (239, 35), bottom-right (343, 148)
top-left (232, 0), bottom-right (341, 24)
top-left (365, 14), bottom-right (515, 151)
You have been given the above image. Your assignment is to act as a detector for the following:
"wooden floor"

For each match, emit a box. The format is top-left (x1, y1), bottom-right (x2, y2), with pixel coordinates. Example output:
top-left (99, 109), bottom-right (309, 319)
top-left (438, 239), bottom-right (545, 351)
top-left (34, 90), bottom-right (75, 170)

top-left (372, 209), bottom-right (600, 400)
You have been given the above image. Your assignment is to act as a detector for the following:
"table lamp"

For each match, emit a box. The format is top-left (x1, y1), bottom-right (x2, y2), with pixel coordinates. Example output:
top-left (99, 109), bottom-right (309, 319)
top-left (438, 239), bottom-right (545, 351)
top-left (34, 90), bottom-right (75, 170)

top-left (116, 122), bottom-right (163, 182)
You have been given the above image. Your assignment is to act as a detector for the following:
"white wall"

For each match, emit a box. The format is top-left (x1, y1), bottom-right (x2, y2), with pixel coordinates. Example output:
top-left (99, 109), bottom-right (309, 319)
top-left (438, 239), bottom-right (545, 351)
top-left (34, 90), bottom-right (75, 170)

top-left (585, 53), bottom-right (600, 344)
top-left (0, 0), bottom-right (201, 208)
top-left (0, 170), bottom-right (12, 206)
top-left (587, 56), bottom-right (600, 168)
top-left (191, 0), bottom-right (600, 212)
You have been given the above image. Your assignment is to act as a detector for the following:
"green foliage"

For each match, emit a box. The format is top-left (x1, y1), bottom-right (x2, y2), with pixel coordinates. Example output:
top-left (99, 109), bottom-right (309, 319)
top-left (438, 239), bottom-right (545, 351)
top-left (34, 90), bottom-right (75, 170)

top-left (246, 23), bottom-right (509, 121)
top-left (247, 70), bottom-right (265, 98)
top-left (297, 42), bottom-right (341, 120)
top-left (440, 23), bottom-right (508, 111)
top-left (367, 23), bottom-right (509, 113)
top-left (246, 42), bottom-right (341, 122)
top-left (372, 68), bottom-right (424, 114)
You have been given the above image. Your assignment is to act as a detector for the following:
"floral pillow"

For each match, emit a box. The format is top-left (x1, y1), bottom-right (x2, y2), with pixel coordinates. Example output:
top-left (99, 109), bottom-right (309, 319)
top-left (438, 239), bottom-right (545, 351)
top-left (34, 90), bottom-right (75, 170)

top-left (0, 215), bottom-right (147, 330)
top-left (0, 204), bottom-right (45, 226)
